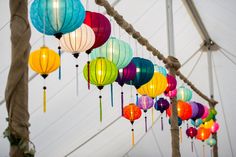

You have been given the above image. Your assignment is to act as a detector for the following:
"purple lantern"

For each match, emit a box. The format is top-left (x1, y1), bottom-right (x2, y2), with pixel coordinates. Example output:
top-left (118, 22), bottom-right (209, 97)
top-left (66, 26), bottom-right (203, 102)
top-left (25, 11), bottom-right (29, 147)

top-left (137, 95), bottom-right (153, 132)
top-left (189, 101), bottom-right (199, 120)
top-left (165, 74), bottom-right (177, 92)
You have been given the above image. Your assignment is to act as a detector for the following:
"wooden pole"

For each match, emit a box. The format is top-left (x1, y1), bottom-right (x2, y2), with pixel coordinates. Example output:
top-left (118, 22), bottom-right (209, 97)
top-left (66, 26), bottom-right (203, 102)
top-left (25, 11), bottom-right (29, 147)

top-left (5, 0), bottom-right (31, 156)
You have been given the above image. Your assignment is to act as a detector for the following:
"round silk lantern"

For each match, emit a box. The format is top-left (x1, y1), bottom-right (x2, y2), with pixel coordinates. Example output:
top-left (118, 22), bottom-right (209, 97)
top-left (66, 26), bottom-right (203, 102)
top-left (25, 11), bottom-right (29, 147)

top-left (201, 119), bottom-right (214, 129)
top-left (30, 0), bottom-right (85, 39)
top-left (165, 74), bottom-right (177, 92)
top-left (137, 72), bottom-right (167, 98)
top-left (177, 86), bottom-right (192, 102)
top-left (189, 101), bottom-right (199, 120)
top-left (206, 138), bottom-right (216, 147)
top-left (191, 119), bottom-right (203, 128)
top-left (186, 127), bottom-right (198, 152)
top-left (91, 37), bottom-right (133, 69)
top-left (83, 57), bottom-right (118, 122)
top-left (189, 101), bottom-right (205, 120)
top-left (29, 46), bottom-right (60, 112)
top-left (84, 11), bottom-right (111, 53)
top-left (196, 127), bottom-right (211, 141)
top-left (167, 101), bottom-right (192, 121)
top-left (123, 103), bottom-right (142, 146)
top-left (116, 62), bottom-right (136, 115)
top-left (137, 96), bottom-right (153, 132)
top-left (126, 57), bottom-right (154, 89)
top-left (164, 88), bottom-right (177, 98)
top-left (210, 121), bottom-right (219, 133)
top-left (154, 64), bottom-right (167, 76)
top-left (154, 98), bottom-right (170, 130)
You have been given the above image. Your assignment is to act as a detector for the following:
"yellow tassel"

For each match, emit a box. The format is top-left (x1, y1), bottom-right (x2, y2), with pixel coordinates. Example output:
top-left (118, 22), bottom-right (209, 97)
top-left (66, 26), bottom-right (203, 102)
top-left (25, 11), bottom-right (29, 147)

top-left (152, 107), bottom-right (154, 126)
top-left (179, 127), bottom-right (182, 143)
top-left (132, 129), bottom-right (134, 146)
top-left (43, 86), bottom-right (47, 112)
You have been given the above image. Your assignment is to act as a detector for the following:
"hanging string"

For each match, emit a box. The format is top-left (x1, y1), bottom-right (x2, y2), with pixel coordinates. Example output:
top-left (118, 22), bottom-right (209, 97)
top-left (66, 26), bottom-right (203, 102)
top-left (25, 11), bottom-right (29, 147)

top-left (161, 116), bottom-right (164, 131)
top-left (179, 126), bottom-right (182, 143)
top-left (191, 140), bottom-right (194, 152)
top-left (203, 144), bottom-right (205, 157)
top-left (130, 81), bottom-right (133, 102)
top-left (121, 88), bottom-right (124, 116)
top-left (99, 92), bottom-right (102, 122)
top-left (187, 123), bottom-right (189, 129)
top-left (58, 45), bottom-right (62, 80)
top-left (87, 59), bottom-right (90, 90)
top-left (131, 128), bottom-right (134, 146)
top-left (110, 84), bottom-right (114, 107)
top-left (76, 64), bottom-right (79, 96)
top-left (136, 93), bottom-right (138, 105)
top-left (152, 106), bottom-right (154, 126)
top-left (145, 113), bottom-right (147, 133)
top-left (43, 86), bottom-right (47, 113)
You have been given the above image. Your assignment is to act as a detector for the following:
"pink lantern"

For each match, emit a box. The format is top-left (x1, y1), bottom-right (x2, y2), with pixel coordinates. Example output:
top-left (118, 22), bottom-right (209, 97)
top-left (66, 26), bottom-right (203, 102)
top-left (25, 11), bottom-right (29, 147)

top-left (211, 122), bottom-right (220, 133)
top-left (164, 88), bottom-right (177, 98)
top-left (201, 106), bottom-right (209, 119)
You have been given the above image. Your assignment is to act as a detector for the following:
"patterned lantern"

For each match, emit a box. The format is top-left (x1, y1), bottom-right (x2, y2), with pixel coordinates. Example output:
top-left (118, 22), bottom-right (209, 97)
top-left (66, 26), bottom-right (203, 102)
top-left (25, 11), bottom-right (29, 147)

top-left (123, 103), bottom-right (142, 146)
top-left (165, 74), bottom-right (177, 92)
top-left (29, 46), bottom-right (60, 112)
top-left (30, 0), bottom-right (85, 39)
top-left (83, 57), bottom-right (118, 122)
top-left (177, 86), bottom-right (192, 102)
top-left (196, 127), bottom-right (211, 141)
top-left (154, 98), bottom-right (170, 130)
top-left (126, 57), bottom-right (154, 89)
top-left (91, 37), bottom-right (133, 69)
top-left (137, 96), bottom-right (154, 132)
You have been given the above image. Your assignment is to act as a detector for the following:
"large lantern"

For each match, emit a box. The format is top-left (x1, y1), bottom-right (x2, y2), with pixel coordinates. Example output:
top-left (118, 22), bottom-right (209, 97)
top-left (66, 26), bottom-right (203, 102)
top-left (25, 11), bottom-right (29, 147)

top-left (177, 86), bottom-right (192, 102)
top-left (123, 103), bottom-right (142, 146)
top-left (30, 0), bottom-right (85, 39)
top-left (154, 98), bottom-right (170, 130)
top-left (91, 37), bottom-right (133, 69)
top-left (29, 46), bottom-right (60, 112)
top-left (83, 58), bottom-right (118, 122)
top-left (137, 96), bottom-right (154, 132)
top-left (196, 127), bottom-right (211, 141)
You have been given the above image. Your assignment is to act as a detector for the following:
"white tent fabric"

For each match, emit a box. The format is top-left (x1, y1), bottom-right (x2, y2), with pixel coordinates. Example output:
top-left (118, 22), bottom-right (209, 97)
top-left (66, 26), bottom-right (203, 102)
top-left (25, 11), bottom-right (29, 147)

top-left (0, 0), bottom-right (236, 157)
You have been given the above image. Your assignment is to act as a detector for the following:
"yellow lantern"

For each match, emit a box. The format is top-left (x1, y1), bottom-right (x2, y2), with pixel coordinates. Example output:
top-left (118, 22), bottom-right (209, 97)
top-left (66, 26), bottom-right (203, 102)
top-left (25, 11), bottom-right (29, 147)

top-left (200, 119), bottom-right (214, 129)
top-left (29, 46), bottom-right (60, 112)
top-left (137, 72), bottom-right (167, 98)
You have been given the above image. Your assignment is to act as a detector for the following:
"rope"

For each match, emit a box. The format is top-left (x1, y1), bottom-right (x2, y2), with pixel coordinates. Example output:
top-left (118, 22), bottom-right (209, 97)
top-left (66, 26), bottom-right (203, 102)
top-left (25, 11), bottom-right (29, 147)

top-left (212, 56), bottom-right (234, 157)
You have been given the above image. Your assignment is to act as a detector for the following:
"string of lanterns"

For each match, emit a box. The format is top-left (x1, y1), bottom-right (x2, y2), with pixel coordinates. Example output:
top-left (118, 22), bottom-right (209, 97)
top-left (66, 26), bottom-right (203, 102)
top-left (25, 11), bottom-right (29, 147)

top-left (27, 0), bottom-right (220, 152)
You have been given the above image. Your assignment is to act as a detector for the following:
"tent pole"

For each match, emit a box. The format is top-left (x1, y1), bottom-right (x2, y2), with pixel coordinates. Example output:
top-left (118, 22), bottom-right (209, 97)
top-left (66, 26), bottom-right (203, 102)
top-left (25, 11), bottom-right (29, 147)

top-left (166, 0), bottom-right (181, 157)
top-left (5, 0), bottom-right (31, 156)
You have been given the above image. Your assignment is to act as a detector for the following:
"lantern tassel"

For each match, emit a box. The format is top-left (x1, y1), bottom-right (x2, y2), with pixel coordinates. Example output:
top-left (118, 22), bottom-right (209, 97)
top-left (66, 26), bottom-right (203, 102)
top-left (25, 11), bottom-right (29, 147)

top-left (110, 84), bottom-right (114, 107)
top-left (161, 116), bottom-right (164, 131)
top-left (99, 95), bottom-right (102, 122)
top-left (121, 91), bottom-right (124, 116)
top-left (203, 144), bottom-right (205, 157)
top-left (43, 86), bottom-right (47, 112)
top-left (152, 107), bottom-right (154, 126)
top-left (180, 127), bottom-right (182, 143)
top-left (76, 64), bottom-right (79, 96)
top-left (131, 128), bottom-right (134, 146)
top-left (136, 93), bottom-right (138, 105)
top-left (191, 140), bottom-right (194, 152)
top-left (58, 46), bottom-right (62, 80)
top-left (145, 116), bottom-right (147, 133)
top-left (87, 61), bottom-right (90, 90)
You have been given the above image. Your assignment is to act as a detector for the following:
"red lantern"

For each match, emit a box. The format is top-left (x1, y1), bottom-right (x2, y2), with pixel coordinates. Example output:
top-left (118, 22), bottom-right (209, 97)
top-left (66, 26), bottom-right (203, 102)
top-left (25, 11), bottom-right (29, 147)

top-left (123, 103), bottom-right (142, 146)
top-left (186, 127), bottom-right (198, 139)
top-left (84, 11), bottom-right (111, 54)
top-left (196, 127), bottom-right (211, 141)
top-left (166, 100), bottom-right (192, 121)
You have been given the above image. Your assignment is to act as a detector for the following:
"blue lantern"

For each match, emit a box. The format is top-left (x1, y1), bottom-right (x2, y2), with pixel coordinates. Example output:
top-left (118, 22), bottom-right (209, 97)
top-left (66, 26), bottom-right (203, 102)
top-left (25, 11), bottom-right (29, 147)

top-left (30, 0), bottom-right (85, 39)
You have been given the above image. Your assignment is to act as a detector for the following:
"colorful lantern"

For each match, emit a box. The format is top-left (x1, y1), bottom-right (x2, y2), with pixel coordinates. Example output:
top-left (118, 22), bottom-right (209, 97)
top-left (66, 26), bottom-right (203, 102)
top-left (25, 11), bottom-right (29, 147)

top-left (201, 119), bottom-right (214, 129)
top-left (191, 119), bottom-right (203, 128)
top-left (126, 57), bottom-right (154, 89)
top-left (168, 117), bottom-right (183, 126)
top-left (201, 106), bottom-right (209, 119)
top-left (91, 37), bottom-right (133, 69)
top-left (177, 86), bottom-right (192, 102)
top-left (154, 64), bottom-right (167, 76)
top-left (186, 127), bottom-right (198, 152)
top-left (123, 103), bottom-right (142, 146)
top-left (84, 11), bottom-right (111, 53)
top-left (137, 72), bottom-right (167, 98)
top-left (137, 96), bottom-right (153, 132)
top-left (210, 122), bottom-right (220, 133)
top-left (154, 98), bottom-right (169, 130)
top-left (164, 88), bottom-right (177, 98)
top-left (206, 138), bottom-right (216, 147)
top-left (196, 127), bottom-right (211, 141)
top-left (30, 0), bottom-right (85, 39)
top-left (29, 46), bottom-right (60, 112)
top-left (165, 74), bottom-right (177, 92)
top-left (189, 101), bottom-right (205, 120)
top-left (83, 57), bottom-right (118, 122)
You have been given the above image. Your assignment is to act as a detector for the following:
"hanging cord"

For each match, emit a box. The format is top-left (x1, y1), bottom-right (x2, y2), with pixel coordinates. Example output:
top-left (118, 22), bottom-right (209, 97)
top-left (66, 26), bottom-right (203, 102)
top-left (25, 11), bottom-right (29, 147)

top-left (58, 45), bottom-right (62, 80)
top-left (212, 56), bottom-right (234, 157)
top-left (191, 140), bottom-right (194, 152)
top-left (144, 112), bottom-right (147, 132)
top-left (43, 78), bottom-right (47, 112)
top-left (110, 83), bottom-right (114, 107)
top-left (75, 64), bottom-right (79, 96)
top-left (87, 54), bottom-right (91, 90)
top-left (179, 126), bottom-right (182, 143)
top-left (99, 90), bottom-right (103, 122)
top-left (161, 116), bottom-right (164, 131)
top-left (219, 49), bottom-right (236, 66)
top-left (121, 87), bottom-right (124, 116)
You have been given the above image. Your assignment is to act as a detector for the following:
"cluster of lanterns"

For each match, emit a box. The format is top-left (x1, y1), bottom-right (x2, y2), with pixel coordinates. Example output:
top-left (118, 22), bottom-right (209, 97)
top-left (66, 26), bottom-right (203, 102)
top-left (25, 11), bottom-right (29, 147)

top-left (27, 0), bottom-right (220, 151)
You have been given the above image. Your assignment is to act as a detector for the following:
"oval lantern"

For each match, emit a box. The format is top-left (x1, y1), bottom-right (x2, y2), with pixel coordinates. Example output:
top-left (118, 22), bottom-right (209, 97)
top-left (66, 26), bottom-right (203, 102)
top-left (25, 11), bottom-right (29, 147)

top-left (91, 37), bottom-right (133, 69)
top-left (123, 103), bottom-right (142, 146)
top-left (189, 101), bottom-right (199, 120)
top-left (186, 127), bottom-right (198, 139)
top-left (83, 57), bottom-right (118, 122)
top-left (29, 46), bottom-right (60, 112)
top-left (210, 121), bottom-right (220, 133)
top-left (206, 138), bottom-right (216, 147)
top-left (177, 86), bottom-right (192, 102)
top-left (154, 64), bottom-right (167, 77)
top-left (84, 11), bottom-right (111, 54)
top-left (201, 119), bottom-right (214, 129)
top-left (137, 72), bottom-right (167, 98)
top-left (126, 57), bottom-right (154, 89)
top-left (165, 74), bottom-right (177, 92)
top-left (30, 0), bottom-right (85, 39)
top-left (196, 127), bottom-right (211, 141)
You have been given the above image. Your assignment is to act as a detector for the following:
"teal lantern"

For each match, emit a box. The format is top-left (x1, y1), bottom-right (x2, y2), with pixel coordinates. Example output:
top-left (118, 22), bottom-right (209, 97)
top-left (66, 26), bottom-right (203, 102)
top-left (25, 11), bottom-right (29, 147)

top-left (206, 138), bottom-right (216, 147)
top-left (126, 57), bottom-right (154, 89)
top-left (90, 37), bottom-right (133, 69)
top-left (154, 64), bottom-right (167, 77)
top-left (30, 0), bottom-right (85, 39)
top-left (177, 86), bottom-right (192, 102)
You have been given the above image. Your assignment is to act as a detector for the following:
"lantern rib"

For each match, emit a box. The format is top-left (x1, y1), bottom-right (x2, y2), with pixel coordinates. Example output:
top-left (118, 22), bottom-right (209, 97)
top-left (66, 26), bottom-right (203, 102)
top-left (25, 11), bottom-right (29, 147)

top-left (60, 1), bottom-right (68, 32)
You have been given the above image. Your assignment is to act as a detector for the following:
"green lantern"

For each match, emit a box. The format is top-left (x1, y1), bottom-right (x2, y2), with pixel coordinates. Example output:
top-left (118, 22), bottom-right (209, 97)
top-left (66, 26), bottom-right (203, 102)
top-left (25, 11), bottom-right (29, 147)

top-left (83, 57), bottom-right (118, 122)
top-left (177, 86), bottom-right (192, 102)
top-left (90, 37), bottom-right (133, 69)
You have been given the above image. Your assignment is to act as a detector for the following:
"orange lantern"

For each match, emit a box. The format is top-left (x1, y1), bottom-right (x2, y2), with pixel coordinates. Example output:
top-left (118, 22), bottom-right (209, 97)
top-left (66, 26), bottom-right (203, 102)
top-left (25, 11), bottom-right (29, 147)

top-left (196, 127), bottom-right (211, 141)
top-left (123, 103), bottom-right (142, 146)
